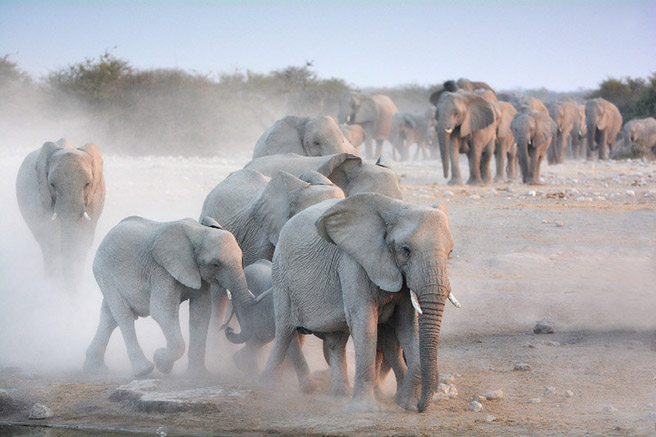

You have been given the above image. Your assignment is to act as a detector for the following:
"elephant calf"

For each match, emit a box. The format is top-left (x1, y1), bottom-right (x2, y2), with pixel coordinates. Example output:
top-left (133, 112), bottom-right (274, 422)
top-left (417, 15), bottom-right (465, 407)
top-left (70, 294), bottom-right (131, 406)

top-left (84, 216), bottom-right (258, 377)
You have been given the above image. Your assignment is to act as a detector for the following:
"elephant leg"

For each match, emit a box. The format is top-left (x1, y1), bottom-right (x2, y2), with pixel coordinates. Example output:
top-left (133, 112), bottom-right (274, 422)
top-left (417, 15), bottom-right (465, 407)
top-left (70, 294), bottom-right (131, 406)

top-left (345, 303), bottom-right (380, 411)
top-left (534, 146), bottom-right (548, 183)
top-left (210, 285), bottom-right (229, 331)
top-left (599, 131), bottom-right (608, 160)
top-left (494, 141), bottom-right (506, 182)
top-left (391, 298), bottom-right (421, 410)
top-left (517, 142), bottom-right (530, 183)
top-left (364, 136), bottom-right (374, 159)
top-left (448, 136), bottom-right (463, 185)
top-left (480, 141), bottom-right (494, 185)
top-left (528, 146), bottom-right (543, 185)
top-left (260, 287), bottom-right (295, 388)
top-left (467, 147), bottom-right (484, 186)
top-left (323, 331), bottom-right (351, 397)
top-left (375, 139), bottom-right (384, 159)
top-left (558, 133), bottom-right (568, 163)
top-left (150, 292), bottom-right (186, 374)
top-left (376, 324), bottom-right (406, 400)
top-left (83, 299), bottom-right (117, 374)
top-left (285, 332), bottom-right (315, 393)
top-left (187, 289), bottom-right (211, 376)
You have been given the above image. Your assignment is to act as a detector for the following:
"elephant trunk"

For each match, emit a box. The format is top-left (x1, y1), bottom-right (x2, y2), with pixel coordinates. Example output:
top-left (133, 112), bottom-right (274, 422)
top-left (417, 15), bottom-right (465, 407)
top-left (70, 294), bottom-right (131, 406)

top-left (223, 270), bottom-right (257, 344)
top-left (436, 121), bottom-right (450, 178)
top-left (586, 120), bottom-right (597, 151)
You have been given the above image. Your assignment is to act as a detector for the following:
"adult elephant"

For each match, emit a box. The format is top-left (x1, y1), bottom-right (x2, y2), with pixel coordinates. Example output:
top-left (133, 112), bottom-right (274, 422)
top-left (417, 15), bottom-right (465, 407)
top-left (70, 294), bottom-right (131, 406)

top-left (389, 109), bottom-right (436, 161)
top-left (84, 216), bottom-right (258, 377)
top-left (16, 139), bottom-right (105, 284)
top-left (491, 101), bottom-right (518, 181)
top-left (252, 115), bottom-right (355, 159)
top-left (339, 124), bottom-right (366, 153)
top-left (569, 103), bottom-right (587, 159)
top-left (511, 110), bottom-right (558, 184)
top-left (245, 152), bottom-right (403, 199)
top-left (435, 90), bottom-right (497, 185)
top-left (585, 98), bottom-right (623, 160)
top-left (547, 101), bottom-right (581, 164)
top-left (428, 78), bottom-right (496, 106)
top-left (623, 117), bottom-right (656, 151)
top-left (509, 94), bottom-right (549, 114)
top-left (261, 194), bottom-right (455, 412)
top-left (337, 92), bottom-right (398, 159)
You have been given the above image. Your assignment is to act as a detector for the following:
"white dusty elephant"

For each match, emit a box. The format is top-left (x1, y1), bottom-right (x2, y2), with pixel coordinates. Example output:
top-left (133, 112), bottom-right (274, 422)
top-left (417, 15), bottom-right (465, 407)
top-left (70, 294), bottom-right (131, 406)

top-left (83, 216), bottom-right (258, 377)
top-left (252, 115), bottom-right (356, 159)
top-left (16, 139), bottom-right (105, 285)
top-left (245, 152), bottom-right (403, 199)
top-left (585, 98), bottom-right (623, 160)
top-left (511, 110), bottom-right (558, 184)
top-left (337, 92), bottom-right (398, 159)
top-left (261, 194), bottom-right (455, 413)
top-left (389, 109), bottom-right (437, 161)
top-left (623, 117), bottom-right (656, 153)
top-left (339, 124), bottom-right (366, 153)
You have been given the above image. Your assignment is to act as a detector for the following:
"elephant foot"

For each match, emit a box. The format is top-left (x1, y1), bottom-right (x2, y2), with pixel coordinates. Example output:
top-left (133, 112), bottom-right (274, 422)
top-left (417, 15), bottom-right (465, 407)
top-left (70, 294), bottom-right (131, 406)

top-left (153, 348), bottom-right (175, 374)
top-left (345, 396), bottom-right (381, 413)
top-left (331, 382), bottom-right (352, 398)
top-left (233, 348), bottom-right (258, 375)
top-left (528, 181), bottom-right (544, 186)
top-left (467, 178), bottom-right (485, 186)
top-left (447, 178), bottom-right (463, 186)
top-left (133, 360), bottom-right (155, 378)
top-left (417, 398), bottom-right (433, 413)
top-left (258, 371), bottom-right (279, 391)
top-left (299, 377), bottom-right (318, 394)
top-left (82, 358), bottom-right (110, 375)
top-left (185, 364), bottom-right (211, 379)
top-left (494, 176), bottom-right (505, 183)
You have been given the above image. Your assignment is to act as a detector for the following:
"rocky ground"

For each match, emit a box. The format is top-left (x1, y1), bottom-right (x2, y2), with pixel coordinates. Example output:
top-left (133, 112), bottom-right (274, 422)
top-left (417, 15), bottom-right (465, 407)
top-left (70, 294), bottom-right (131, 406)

top-left (0, 152), bottom-right (655, 435)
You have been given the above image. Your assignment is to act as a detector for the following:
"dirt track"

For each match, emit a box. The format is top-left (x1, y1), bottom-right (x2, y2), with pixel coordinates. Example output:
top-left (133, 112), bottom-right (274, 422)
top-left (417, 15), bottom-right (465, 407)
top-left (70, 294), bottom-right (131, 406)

top-left (1, 152), bottom-right (655, 435)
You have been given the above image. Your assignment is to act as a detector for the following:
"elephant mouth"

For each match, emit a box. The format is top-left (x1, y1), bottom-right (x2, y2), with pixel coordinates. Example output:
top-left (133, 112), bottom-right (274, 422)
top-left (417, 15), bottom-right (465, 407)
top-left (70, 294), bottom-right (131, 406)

top-left (410, 289), bottom-right (461, 314)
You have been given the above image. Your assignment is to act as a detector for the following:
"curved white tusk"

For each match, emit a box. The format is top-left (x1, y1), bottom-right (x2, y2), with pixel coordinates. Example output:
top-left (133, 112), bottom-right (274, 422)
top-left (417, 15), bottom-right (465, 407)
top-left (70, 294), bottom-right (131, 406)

top-left (410, 290), bottom-right (423, 315)
top-left (448, 292), bottom-right (462, 308)
top-left (445, 128), bottom-right (453, 134)
top-left (83, 212), bottom-right (91, 221)
top-left (51, 212), bottom-right (57, 221)
top-left (226, 289), bottom-right (232, 300)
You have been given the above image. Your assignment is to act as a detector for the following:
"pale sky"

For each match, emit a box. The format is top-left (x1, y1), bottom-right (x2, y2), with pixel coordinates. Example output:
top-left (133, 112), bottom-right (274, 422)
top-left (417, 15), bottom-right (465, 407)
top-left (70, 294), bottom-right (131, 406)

top-left (1, 0), bottom-right (655, 92)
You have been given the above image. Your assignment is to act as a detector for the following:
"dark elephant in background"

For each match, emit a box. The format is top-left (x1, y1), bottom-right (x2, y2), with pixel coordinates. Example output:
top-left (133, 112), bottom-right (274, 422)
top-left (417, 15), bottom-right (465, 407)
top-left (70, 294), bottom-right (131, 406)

top-left (511, 110), bottom-right (558, 184)
top-left (429, 78), bottom-right (496, 107)
top-left (585, 98), bottom-right (622, 160)
top-left (16, 139), bottom-right (105, 285)
top-left (548, 100), bottom-right (581, 164)
top-left (337, 92), bottom-right (398, 159)
top-left (389, 109), bottom-right (436, 161)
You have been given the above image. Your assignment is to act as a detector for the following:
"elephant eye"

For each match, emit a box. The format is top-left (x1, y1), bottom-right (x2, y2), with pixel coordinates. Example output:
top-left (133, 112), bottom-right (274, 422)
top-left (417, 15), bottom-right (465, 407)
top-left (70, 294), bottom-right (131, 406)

top-left (314, 140), bottom-right (320, 146)
top-left (448, 249), bottom-right (453, 259)
top-left (401, 246), bottom-right (411, 258)
top-left (85, 182), bottom-right (90, 188)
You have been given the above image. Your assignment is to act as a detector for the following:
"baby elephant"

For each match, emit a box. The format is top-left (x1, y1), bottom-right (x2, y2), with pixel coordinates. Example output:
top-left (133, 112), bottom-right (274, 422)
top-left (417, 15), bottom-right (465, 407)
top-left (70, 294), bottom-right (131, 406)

top-left (84, 216), bottom-right (257, 377)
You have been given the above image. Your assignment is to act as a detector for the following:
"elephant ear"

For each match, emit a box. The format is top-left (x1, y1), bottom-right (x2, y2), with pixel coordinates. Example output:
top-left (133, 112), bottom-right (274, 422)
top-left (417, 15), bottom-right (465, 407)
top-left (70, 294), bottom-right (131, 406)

top-left (35, 141), bottom-right (63, 209)
top-left (255, 171), bottom-right (309, 246)
top-left (298, 170), bottom-right (333, 186)
top-left (353, 96), bottom-right (379, 124)
top-left (200, 216), bottom-right (223, 229)
top-left (535, 114), bottom-right (558, 146)
top-left (152, 221), bottom-right (202, 289)
top-left (403, 113), bottom-right (417, 129)
top-left (429, 86), bottom-right (446, 106)
top-left (461, 93), bottom-right (495, 137)
top-left (315, 153), bottom-right (362, 191)
top-left (496, 103), bottom-right (516, 139)
top-left (316, 193), bottom-right (403, 292)
top-left (79, 143), bottom-right (104, 199)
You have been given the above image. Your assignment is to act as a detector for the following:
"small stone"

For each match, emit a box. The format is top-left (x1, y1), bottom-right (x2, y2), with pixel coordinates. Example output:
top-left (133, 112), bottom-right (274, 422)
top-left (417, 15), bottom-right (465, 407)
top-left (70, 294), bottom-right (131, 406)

top-left (469, 194), bottom-right (481, 200)
top-left (527, 398), bottom-right (541, 404)
top-left (565, 390), bottom-right (574, 398)
top-left (555, 221), bottom-right (563, 227)
top-left (544, 386), bottom-right (557, 396)
top-left (514, 363), bottom-right (531, 371)
top-left (469, 401), bottom-right (484, 412)
top-left (528, 190), bottom-right (536, 197)
top-left (544, 341), bottom-right (560, 347)
top-left (485, 414), bottom-right (496, 423)
top-left (534, 319), bottom-right (554, 334)
top-left (439, 374), bottom-right (455, 384)
top-left (595, 196), bottom-right (606, 201)
top-left (434, 383), bottom-right (458, 399)
top-left (541, 219), bottom-right (549, 224)
top-left (525, 343), bottom-right (536, 348)
top-left (603, 405), bottom-right (618, 412)
top-left (567, 188), bottom-right (579, 195)
top-left (444, 190), bottom-right (454, 196)
top-left (29, 403), bottom-right (53, 419)
top-left (484, 389), bottom-right (504, 400)
top-left (575, 196), bottom-right (585, 201)
top-left (626, 190), bottom-right (635, 197)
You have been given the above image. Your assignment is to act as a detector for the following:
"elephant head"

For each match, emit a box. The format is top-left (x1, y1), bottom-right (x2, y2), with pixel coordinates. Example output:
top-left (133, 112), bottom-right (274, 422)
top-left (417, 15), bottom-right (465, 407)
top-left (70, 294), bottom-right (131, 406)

top-left (337, 92), bottom-right (379, 125)
top-left (436, 91), bottom-right (496, 178)
top-left (316, 193), bottom-right (454, 412)
top-left (339, 124), bottom-right (366, 152)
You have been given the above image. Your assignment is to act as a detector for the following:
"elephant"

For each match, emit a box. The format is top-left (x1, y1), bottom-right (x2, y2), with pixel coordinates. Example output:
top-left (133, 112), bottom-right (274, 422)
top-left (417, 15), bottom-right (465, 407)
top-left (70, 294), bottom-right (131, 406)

top-left (261, 194), bottom-right (455, 412)
top-left (339, 124), bottom-right (366, 153)
top-left (490, 101), bottom-right (519, 181)
top-left (337, 92), bottom-right (399, 159)
top-left (252, 115), bottom-right (355, 159)
top-left (428, 78), bottom-right (496, 106)
top-left (15, 139), bottom-right (105, 284)
top-left (245, 152), bottom-right (403, 199)
top-left (509, 94), bottom-right (549, 114)
top-left (585, 98), bottom-right (623, 160)
top-left (435, 90), bottom-right (497, 185)
top-left (83, 216), bottom-right (258, 377)
top-left (547, 101), bottom-right (581, 164)
top-left (569, 103), bottom-right (587, 159)
top-left (623, 117), bottom-right (656, 151)
top-left (511, 110), bottom-right (558, 184)
top-left (389, 109), bottom-right (437, 161)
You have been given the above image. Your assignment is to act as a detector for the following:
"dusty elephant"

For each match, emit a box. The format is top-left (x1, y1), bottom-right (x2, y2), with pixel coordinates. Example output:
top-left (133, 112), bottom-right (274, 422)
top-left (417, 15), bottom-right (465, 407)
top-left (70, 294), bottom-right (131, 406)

top-left (252, 115), bottom-right (355, 159)
top-left (585, 98), bottom-right (623, 160)
top-left (547, 100), bottom-right (581, 164)
top-left (245, 152), bottom-right (403, 199)
top-left (435, 90), bottom-right (497, 185)
top-left (509, 94), bottom-right (549, 114)
top-left (389, 109), bottom-right (436, 161)
top-left (83, 216), bottom-right (258, 377)
top-left (511, 110), bottom-right (558, 184)
top-left (261, 193), bottom-right (455, 413)
top-left (491, 101), bottom-right (518, 181)
top-left (569, 103), bottom-right (587, 159)
top-left (623, 117), bottom-right (656, 152)
top-left (337, 92), bottom-right (398, 159)
top-left (428, 78), bottom-right (496, 107)
top-left (16, 139), bottom-right (105, 284)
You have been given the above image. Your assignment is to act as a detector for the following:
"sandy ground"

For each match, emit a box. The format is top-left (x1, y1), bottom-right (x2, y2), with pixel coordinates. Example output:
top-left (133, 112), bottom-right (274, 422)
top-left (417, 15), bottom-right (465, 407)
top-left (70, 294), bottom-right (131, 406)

top-left (1, 148), bottom-right (655, 435)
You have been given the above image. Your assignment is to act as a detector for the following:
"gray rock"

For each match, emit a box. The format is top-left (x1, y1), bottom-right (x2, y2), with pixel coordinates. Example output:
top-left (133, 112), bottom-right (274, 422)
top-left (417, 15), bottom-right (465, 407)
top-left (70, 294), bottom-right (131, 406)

top-left (439, 374), bottom-right (455, 385)
top-left (565, 390), bottom-right (574, 398)
top-left (544, 386), bottom-right (556, 396)
top-left (544, 341), bottom-right (560, 347)
top-left (485, 415), bottom-right (496, 423)
top-left (29, 403), bottom-right (53, 419)
top-left (513, 363), bottom-right (532, 371)
top-left (484, 389), bottom-right (504, 401)
top-left (0, 389), bottom-right (27, 414)
top-left (534, 319), bottom-right (554, 334)
top-left (434, 383), bottom-right (458, 400)
top-left (603, 405), bottom-right (618, 413)
top-left (527, 398), bottom-right (541, 404)
top-left (468, 401), bottom-right (483, 412)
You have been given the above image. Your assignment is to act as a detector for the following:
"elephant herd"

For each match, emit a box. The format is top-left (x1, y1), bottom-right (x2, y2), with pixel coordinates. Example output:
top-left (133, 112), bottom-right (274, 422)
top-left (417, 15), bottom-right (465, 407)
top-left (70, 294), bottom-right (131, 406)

top-left (13, 79), bottom-right (654, 414)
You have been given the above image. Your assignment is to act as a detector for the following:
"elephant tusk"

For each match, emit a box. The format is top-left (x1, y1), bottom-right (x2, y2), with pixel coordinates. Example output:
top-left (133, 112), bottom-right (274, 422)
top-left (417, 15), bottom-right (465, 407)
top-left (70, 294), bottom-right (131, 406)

top-left (448, 292), bottom-right (462, 308)
top-left (226, 289), bottom-right (232, 300)
top-left (410, 290), bottom-right (423, 315)
top-left (51, 212), bottom-right (57, 221)
top-left (444, 128), bottom-right (453, 134)
top-left (254, 287), bottom-right (273, 303)
top-left (83, 212), bottom-right (91, 221)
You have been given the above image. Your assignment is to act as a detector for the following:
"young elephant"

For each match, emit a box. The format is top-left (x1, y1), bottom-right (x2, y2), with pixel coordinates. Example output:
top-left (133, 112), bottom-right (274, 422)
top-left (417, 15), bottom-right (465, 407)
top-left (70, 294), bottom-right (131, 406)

top-left (16, 139), bottom-right (105, 284)
top-left (261, 194), bottom-right (455, 413)
top-left (83, 216), bottom-right (257, 377)
top-left (511, 110), bottom-right (558, 185)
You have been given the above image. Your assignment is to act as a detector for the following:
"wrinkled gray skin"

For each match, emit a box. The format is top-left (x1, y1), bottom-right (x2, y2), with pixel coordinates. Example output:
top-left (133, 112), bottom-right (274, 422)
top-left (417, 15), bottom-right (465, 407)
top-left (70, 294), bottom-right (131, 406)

top-left (252, 115), bottom-right (355, 159)
top-left (337, 92), bottom-right (399, 159)
top-left (509, 94), bottom-right (549, 114)
top-left (623, 117), bottom-right (656, 150)
top-left (436, 91), bottom-right (497, 185)
top-left (511, 110), bottom-right (558, 184)
top-left (245, 153), bottom-right (403, 199)
top-left (389, 109), bottom-right (436, 161)
top-left (339, 124), bottom-right (366, 153)
top-left (84, 217), bottom-right (256, 377)
top-left (569, 103), bottom-right (587, 159)
top-left (585, 98), bottom-right (623, 160)
top-left (547, 101), bottom-right (581, 164)
top-left (261, 194), bottom-right (454, 413)
top-left (16, 139), bottom-right (105, 285)
top-left (490, 101), bottom-right (519, 181)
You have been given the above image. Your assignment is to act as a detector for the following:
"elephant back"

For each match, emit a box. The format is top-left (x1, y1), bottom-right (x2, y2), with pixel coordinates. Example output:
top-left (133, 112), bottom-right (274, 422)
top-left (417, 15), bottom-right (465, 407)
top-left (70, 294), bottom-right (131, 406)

top-left (372, 95), bottom-right (399, 141)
